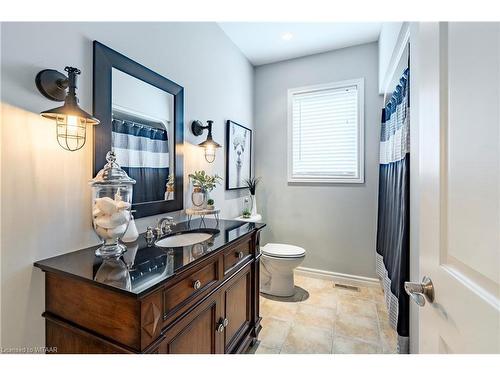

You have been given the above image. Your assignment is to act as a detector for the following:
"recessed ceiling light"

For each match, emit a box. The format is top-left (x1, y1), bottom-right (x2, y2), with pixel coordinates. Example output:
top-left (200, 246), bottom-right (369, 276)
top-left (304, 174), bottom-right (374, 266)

top-left (281, 32), bottom-right (293, 41)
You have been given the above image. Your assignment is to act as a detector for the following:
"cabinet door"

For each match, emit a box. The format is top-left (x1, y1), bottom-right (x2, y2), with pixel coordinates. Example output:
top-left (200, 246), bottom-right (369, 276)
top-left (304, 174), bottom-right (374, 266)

top-left (222, 264), bottom-right (252, 353)
top-left (159, 292), bottom-right (223, 354)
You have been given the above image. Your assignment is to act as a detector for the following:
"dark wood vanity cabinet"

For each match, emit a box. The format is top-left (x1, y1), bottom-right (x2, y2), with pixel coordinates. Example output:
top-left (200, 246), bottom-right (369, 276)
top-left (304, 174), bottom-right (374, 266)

top-left (37, 225), bottom-right (263, 354)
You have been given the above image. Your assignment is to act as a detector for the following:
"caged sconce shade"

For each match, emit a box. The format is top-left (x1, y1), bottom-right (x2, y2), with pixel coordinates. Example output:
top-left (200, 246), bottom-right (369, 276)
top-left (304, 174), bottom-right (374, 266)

top-left (36, 66), bottom-right (100, 151)
top-left (191, 120), bottom-right (221, 163)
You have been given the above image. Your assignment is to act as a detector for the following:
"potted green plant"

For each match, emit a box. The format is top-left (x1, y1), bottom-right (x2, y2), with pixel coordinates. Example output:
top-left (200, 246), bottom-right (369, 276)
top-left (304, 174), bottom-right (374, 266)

top-left (244, 177), bottom-right (261, 216)
top-left (206, 198), bottom-right (215, 210)
top-left (188, 170), bottom-right (222, 208)
top-left (242, 208), bottom-right (251, 219)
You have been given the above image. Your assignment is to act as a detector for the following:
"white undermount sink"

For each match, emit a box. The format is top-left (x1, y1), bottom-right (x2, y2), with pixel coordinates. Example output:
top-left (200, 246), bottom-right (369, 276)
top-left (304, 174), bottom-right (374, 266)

top-left (155, 232), bottom-right (213, 248)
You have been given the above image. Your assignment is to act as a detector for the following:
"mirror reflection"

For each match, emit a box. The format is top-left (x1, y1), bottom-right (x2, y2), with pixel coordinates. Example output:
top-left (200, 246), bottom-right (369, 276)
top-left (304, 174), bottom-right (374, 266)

top-left (111, 68), bottom-right (175, 204)
top-left (94, 257), bottom-right (132, 291)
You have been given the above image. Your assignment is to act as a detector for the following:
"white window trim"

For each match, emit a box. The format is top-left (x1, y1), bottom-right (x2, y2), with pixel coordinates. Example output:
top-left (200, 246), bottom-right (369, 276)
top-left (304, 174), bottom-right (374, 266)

top-left (287, 78), bottom-right (365, 184)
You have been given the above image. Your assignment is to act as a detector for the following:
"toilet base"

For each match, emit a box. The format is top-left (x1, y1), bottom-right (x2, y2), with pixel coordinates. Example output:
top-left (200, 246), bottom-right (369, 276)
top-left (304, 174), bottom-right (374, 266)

top-left (260, 254), bottom-right (305, 297)
top-left (260, 272), bottom-right (295, 297)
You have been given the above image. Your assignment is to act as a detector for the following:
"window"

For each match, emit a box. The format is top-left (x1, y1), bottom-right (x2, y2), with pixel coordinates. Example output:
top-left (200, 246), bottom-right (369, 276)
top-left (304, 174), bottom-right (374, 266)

top-left (287, 79), bottom-right (364, 183)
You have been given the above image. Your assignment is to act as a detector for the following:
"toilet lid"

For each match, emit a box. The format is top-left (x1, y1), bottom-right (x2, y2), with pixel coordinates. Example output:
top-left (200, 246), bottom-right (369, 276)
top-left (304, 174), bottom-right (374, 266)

top-left (261, 243), bottom-right (306, 258)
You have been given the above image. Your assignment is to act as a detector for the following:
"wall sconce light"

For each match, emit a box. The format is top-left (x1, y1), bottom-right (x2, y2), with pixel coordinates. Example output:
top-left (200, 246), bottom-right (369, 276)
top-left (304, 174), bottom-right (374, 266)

top-left (35, 66), bottom-right (100, 151)
top-left (191, 120), bottom-right (221, 163)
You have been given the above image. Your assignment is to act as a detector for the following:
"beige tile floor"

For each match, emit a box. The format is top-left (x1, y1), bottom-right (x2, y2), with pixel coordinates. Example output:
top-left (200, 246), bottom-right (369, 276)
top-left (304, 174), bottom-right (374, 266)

top-left (247, 274), bottom-right (398, 354)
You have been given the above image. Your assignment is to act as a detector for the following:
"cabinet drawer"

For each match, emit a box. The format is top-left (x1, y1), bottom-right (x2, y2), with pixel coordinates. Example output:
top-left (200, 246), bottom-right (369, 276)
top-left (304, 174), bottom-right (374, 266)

top-left (163, 259), bottom-right (218, 319)
top-left (223, 238), bottom-right (251, 275)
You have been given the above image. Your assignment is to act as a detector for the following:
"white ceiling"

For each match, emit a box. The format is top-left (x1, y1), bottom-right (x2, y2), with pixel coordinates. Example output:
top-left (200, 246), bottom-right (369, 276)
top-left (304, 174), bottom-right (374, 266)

top-left (218, 22), bottom-right (382, 66)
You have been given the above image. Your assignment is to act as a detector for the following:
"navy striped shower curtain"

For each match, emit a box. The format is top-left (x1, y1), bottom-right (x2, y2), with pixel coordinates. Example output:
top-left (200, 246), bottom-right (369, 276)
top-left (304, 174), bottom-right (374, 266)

top-left (112, 119), bottom-right (169, 204)
top-left (376, 68), bottom-right (410, 354)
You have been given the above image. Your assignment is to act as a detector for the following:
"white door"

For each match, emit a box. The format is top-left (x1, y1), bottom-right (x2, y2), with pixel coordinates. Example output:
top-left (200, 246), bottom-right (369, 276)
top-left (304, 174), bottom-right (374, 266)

top-left (412, 22), bottom-right (500, 353)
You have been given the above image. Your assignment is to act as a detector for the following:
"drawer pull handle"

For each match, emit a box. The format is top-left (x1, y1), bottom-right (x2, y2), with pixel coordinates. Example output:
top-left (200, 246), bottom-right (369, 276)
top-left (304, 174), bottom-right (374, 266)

top-left (223, 318), bottom-right (229, 327)
top-left (193, 280), bottom-right (202, 290)
top-left (237, 251), bottom-right (244, 259)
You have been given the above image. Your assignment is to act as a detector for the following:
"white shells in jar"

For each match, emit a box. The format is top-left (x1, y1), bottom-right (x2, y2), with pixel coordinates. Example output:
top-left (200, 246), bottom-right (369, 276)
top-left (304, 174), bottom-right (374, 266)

top-left (94, 196), bottom-right (131, 215)
top-left (93, 196), bottom-right (131, 240)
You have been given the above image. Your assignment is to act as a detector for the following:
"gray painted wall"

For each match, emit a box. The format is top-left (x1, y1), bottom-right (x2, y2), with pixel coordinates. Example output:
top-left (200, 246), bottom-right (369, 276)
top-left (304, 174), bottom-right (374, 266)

top-left (254, 42), bottom-right (382, 278)
top-left (0, 22), bottom-right (253, 348)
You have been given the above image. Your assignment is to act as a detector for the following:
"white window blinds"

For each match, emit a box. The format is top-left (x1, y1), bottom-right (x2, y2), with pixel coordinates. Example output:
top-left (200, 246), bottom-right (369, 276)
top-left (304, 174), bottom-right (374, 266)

top-left (288, 79), bottom-right (364, 183)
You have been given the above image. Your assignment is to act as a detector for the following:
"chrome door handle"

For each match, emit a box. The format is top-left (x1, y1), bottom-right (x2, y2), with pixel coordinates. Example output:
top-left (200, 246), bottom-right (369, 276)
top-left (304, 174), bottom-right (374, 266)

top-left (223, 318), bottom-right (229, 327)
top-left (404, 276), bottom-right (434, 306)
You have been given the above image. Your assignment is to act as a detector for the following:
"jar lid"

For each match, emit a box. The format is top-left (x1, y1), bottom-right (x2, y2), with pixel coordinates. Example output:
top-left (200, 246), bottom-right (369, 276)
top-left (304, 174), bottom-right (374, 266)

top-left (90, 151), bottom-right (136, 185)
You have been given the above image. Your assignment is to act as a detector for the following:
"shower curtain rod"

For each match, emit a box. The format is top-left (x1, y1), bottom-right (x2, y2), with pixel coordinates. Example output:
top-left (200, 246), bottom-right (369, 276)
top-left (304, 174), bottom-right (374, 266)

top-left (112, 117), bottom-right (164, 131)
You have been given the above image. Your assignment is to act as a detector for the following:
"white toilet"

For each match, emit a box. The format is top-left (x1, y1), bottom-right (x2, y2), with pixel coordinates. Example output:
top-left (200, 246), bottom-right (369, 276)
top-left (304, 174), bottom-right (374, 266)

top-left (260, 243), bottom-right (306, 297)
top-left (234, 214), bottom-right (306, 297)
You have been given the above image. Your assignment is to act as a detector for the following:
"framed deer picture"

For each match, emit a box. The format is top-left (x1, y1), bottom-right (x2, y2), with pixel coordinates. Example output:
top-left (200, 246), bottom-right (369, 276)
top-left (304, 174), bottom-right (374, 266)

top-left (226, 120), bottom-right (252, 190)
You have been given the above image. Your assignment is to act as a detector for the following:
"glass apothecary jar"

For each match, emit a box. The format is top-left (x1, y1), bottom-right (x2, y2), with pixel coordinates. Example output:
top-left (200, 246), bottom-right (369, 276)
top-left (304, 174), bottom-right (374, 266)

top-left (90, 151), bottom-right (136, 258)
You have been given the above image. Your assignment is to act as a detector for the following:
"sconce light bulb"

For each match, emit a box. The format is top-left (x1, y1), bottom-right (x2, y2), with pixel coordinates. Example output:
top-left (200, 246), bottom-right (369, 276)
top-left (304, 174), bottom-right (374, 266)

top-left (55, 115), bottom-right (86, 151)
top-left (204, 146), bottom-right (216, 163)
top-left (66, 115), bottom-right (78, 134)
top-left (67, 115), bottom-right (77, 126)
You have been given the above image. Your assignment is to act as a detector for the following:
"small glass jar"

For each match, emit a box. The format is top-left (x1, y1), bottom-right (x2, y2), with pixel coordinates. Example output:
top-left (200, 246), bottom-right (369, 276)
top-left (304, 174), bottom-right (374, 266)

top-left (90, 151), bottom-right (136, 258)
top-left (242, 196), bottom-right (252, 217)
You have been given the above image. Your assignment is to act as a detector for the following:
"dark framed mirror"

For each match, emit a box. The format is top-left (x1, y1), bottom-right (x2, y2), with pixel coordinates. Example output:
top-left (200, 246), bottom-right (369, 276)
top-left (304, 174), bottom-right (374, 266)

top-left (93, 41), bottom-right (184, 218)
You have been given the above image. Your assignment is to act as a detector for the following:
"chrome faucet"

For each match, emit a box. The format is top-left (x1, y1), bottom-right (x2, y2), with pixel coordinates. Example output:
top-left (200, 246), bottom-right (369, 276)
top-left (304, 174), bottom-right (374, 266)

top-left (156, 216), bottom-right (176, 237)
top-left (145, 226), bottom-right (155, 246)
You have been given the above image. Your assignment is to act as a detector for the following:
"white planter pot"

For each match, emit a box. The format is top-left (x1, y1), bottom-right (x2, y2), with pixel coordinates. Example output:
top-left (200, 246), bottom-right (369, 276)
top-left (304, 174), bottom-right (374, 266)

top-left (251, 195), bottom-right (257, 216)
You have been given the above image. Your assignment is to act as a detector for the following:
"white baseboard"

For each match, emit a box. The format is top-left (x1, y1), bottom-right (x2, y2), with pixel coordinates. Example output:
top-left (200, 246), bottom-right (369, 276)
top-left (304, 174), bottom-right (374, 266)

top-left (295, 266), bottom-right (381, 288)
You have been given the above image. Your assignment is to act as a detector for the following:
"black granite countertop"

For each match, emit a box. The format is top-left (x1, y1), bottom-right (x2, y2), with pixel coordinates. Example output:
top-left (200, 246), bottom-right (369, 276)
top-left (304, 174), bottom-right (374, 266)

top-left (34, 218), bottom-right (265, 298)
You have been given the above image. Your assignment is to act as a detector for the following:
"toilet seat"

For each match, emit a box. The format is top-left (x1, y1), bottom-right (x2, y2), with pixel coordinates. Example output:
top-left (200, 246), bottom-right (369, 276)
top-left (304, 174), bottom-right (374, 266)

top-left (261, 243), bottom-right (306, 259)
